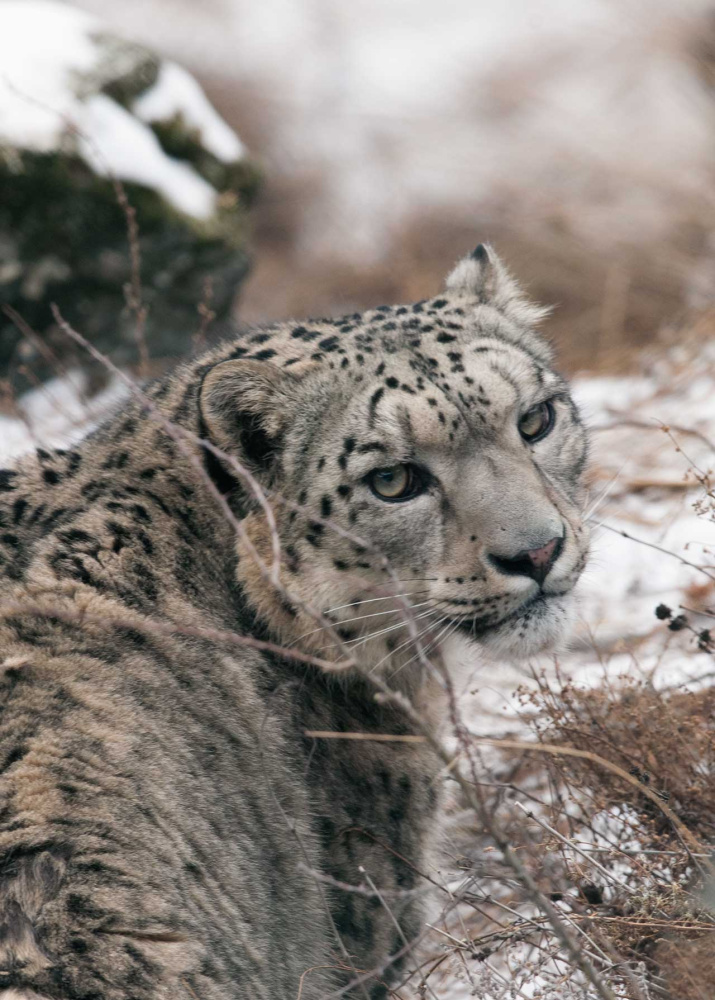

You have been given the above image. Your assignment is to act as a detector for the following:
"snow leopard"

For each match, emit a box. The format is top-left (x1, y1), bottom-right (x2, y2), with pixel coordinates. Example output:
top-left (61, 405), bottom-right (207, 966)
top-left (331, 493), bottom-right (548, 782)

top-left (0, 245), bottom-right (589, 999)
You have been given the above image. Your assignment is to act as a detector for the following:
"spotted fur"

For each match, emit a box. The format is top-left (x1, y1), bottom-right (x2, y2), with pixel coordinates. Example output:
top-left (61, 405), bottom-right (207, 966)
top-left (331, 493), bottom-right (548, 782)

top-left (0, 246), bottom-right (588, 998)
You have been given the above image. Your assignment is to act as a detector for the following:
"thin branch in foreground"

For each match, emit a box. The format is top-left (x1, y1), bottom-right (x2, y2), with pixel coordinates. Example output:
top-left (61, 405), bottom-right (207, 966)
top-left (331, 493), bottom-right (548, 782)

top-left (597, 521), bottom-right (715, 582)
top-left (0, 600), bottom-right (354, 673)
top-left (304, 730), bottom-right (714, 871)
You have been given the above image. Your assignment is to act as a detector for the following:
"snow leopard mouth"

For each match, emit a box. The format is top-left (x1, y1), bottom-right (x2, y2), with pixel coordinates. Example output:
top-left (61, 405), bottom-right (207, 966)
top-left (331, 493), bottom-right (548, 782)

top-left (451, 589), bottom-right (557, 640)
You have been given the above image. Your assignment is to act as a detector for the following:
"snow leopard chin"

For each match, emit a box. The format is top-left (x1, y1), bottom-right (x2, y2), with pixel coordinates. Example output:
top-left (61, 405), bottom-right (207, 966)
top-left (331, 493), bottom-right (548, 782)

top-left (462, 592), bottom-right (577, 661)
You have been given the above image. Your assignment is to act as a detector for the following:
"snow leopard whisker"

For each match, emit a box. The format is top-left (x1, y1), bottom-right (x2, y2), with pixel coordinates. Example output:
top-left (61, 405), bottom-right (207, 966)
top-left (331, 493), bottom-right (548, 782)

top-left (299, 601), bottom-right (434, 640)
top-left (582, 458), bottom-right (630, 522)
top-left (330, 606), bottom-right (445, 652)
top-left (356, 601), bottom-right (455, 665)
top-left (372, 615), bottom-right (452, 676)
top-left (390, 615), bottom-right (460, 678)
top-left (321, 591), bottom-right (431, 616)
top-left (344, 608), bottom-right (441, 647)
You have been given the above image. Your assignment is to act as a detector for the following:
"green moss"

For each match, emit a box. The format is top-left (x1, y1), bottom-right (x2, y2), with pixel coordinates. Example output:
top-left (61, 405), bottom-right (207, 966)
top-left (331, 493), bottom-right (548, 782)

top-left (149, 114), bottom-right (262, 205)
top-left (102, 59), bottom-right (160, 109)
top-left (88, 33), bottom-right (160, 109)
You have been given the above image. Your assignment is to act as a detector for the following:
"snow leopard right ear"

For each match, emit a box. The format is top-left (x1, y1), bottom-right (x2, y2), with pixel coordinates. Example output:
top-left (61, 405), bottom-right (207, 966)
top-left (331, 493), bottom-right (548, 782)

top-left (199, 359), bottom-right (299, 475)
top-left (445, 243), bottom-right (550, 327)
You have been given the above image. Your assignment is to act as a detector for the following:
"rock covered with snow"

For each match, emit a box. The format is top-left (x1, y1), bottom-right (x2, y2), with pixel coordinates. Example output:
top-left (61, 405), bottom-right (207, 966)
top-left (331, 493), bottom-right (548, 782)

top-left (0, 0), bottom-right (258, 390)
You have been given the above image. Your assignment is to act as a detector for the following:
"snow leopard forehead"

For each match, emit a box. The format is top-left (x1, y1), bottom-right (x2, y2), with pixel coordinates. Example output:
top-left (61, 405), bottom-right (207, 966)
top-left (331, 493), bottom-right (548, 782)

top-left (211, 243), bottom-right (553, 379)
top-left (191, 243), bottom-right (571, 478)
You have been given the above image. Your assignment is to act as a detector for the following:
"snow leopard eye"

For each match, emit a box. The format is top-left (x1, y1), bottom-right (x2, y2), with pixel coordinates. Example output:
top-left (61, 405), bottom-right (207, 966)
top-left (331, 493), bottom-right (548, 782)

top-left (367, 464), bottom-right (425, 502)
top-left (518, 400), bottom-right (555, 443)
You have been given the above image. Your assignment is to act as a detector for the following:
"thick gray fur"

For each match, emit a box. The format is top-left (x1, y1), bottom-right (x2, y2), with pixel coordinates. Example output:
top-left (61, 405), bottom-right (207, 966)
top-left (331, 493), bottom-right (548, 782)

top-left (0, 246), bottom-right (588, 998)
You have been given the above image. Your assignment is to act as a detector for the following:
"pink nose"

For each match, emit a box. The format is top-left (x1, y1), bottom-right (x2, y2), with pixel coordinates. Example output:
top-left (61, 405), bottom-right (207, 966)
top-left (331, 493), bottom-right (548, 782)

top-left (527, 537), bottom-right (559, 570)
top-left (488, 535), bottom-right (563, 585)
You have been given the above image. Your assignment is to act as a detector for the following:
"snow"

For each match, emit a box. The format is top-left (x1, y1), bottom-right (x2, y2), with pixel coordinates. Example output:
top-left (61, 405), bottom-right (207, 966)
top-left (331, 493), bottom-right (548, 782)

top-left (133, 61), bottom-right (245, 163)
top-left (0, 0), bottom-right (244, 220)
top-left (0, 0), bottom-right (99, 151)
top-left (0, 372), bottom-right (127, 461)
top-left (79, 94), bottom-right (217, 219)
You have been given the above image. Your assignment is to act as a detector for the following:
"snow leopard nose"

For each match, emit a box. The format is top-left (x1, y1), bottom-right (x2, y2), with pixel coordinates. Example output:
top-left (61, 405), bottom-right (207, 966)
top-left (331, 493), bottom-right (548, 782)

top-left (488, 536), bottom-right (563, 586)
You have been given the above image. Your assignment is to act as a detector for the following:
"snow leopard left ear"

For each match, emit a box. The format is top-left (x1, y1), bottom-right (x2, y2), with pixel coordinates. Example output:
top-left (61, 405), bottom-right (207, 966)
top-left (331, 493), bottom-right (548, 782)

top-left (199, 359), bottom-right (298, 478)
top-left (445, 243), bottom-right (550, 327)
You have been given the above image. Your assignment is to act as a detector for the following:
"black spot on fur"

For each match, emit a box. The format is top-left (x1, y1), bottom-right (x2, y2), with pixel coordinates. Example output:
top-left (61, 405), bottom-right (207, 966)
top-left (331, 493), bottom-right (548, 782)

top-left (368, 387), bottom-right (384, 427)
top-left (11, 498), bottom-right (28, 524)
top-left (285, 545), bottom-right (300, 571)
top-left (2, 744), bottom-right (26, 769)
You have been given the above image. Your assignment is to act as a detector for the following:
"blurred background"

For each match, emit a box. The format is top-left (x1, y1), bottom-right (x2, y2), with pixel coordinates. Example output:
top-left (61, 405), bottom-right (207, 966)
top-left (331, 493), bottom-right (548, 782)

top-left (71, 0), bottom-right (715, 373)
top-left (3, 0), bottom-right (715, 381)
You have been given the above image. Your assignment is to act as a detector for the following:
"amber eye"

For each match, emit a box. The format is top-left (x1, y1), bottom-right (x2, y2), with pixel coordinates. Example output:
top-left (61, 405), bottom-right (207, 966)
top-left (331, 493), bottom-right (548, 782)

top-left (367, 464), bottom-right (424, 502)
top-left (518, 401), bottom-right (555, 443)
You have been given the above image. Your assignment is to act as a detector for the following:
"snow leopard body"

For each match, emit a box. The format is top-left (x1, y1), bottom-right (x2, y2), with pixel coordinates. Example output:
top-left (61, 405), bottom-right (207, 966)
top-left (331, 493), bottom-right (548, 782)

top-left (0, 247), bottom-right (589, 998)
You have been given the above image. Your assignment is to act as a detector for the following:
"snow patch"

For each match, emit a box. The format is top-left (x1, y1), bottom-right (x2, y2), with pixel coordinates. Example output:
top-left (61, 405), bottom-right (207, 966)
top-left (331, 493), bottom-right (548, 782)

top-left (0, 0), bottom-right (100, 151)
top-left (133, 61), bottom-right (245, 163)
top-left (0, 0), bottom-right (244, 220)
top-left (79, 94), bottom-right (217, 219)
top-left (0, 372), bottom-right (127, 461)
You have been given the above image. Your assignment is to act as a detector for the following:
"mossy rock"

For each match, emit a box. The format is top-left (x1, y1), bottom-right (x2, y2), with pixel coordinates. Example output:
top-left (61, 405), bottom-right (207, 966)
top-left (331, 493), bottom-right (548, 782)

top-left (0, 2), bottom-right (259, 394)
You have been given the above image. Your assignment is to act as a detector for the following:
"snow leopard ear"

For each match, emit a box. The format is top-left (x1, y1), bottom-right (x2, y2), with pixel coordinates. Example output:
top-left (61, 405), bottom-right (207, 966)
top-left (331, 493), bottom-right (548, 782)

top-left (445, 243), bottom-right (550, 327)
top-left (199, 359), bottom-right (298, 474)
